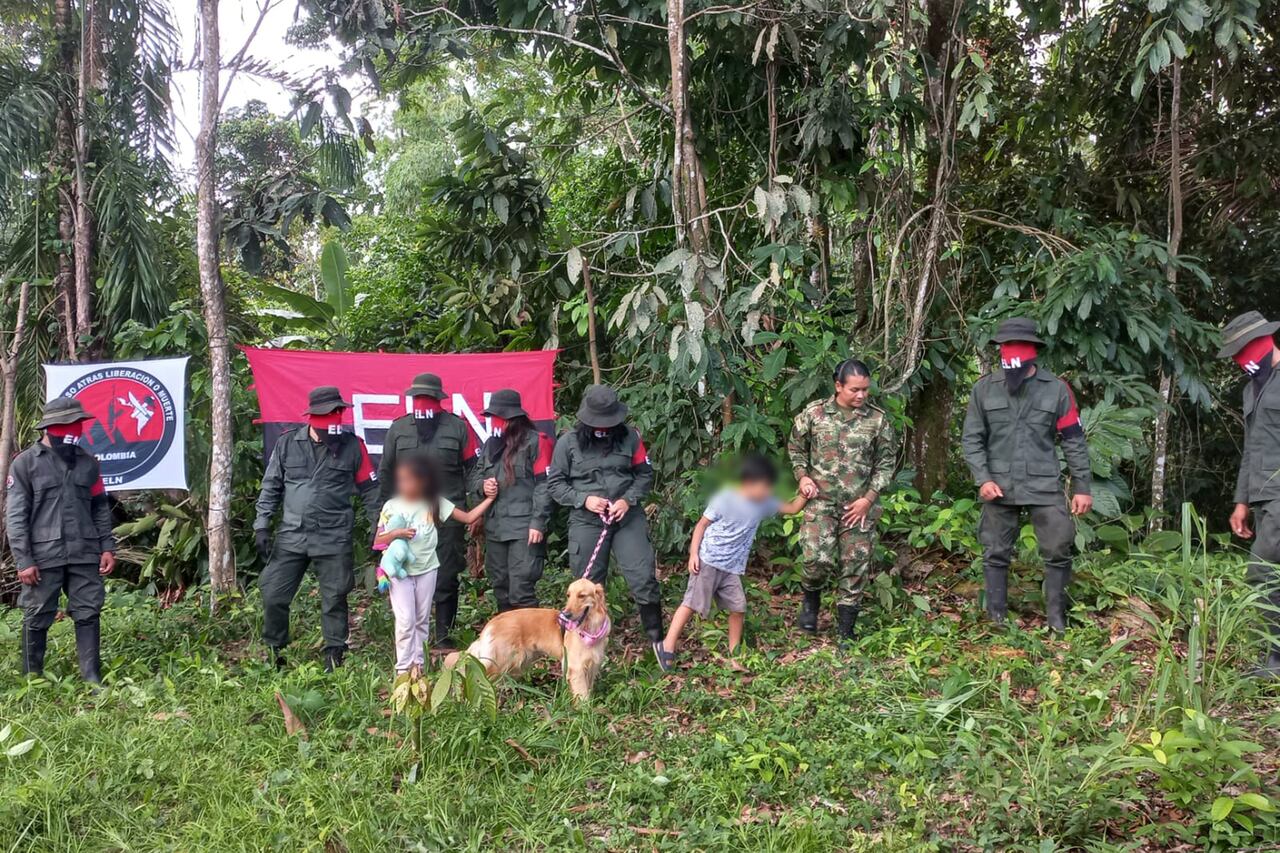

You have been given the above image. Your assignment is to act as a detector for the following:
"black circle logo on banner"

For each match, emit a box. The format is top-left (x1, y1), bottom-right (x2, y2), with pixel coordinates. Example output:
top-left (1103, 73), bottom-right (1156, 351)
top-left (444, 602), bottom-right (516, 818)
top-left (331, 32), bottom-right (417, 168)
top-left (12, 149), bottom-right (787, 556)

top-left (59, 366), bottom-right (178, 486)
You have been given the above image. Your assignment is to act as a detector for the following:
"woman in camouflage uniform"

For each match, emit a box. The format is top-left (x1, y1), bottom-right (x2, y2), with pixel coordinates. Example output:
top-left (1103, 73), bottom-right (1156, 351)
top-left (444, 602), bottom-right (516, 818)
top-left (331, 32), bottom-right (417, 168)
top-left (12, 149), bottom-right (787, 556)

top-left (787, 359), bottom-right (898, 642)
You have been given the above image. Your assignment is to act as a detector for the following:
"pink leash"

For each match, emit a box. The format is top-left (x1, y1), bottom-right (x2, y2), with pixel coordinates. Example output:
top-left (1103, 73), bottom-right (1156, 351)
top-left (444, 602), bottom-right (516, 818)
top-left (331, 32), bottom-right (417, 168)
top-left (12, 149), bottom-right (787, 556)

top-left (557, 512), bottom-right (612, 645)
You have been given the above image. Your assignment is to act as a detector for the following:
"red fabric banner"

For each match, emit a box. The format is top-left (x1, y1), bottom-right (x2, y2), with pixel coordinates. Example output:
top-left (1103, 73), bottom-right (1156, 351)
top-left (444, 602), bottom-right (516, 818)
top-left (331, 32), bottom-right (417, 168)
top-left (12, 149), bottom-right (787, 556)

top-left (242, 347), bottom-right (558, 458)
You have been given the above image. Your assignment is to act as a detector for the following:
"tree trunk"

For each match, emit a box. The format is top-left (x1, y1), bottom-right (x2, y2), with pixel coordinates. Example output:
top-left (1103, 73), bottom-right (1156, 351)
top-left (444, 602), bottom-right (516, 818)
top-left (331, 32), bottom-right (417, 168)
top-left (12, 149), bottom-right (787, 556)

top-left (909, 371), bottom-right (953, 496)
top-left (581, 260), bottom-right (603, 385)
top-left (665, 0), bottom-right (711, 259)
top-left (196, 0), bottom-right (236, 597)
top-left (72, 0), bottom-right (97, 356)
top-left (52, 0), bottom-right (79, 360)
top-left (1149, 59), bottom-right (1183, 530)
top-left (0, 281), bottom-right (32, 542)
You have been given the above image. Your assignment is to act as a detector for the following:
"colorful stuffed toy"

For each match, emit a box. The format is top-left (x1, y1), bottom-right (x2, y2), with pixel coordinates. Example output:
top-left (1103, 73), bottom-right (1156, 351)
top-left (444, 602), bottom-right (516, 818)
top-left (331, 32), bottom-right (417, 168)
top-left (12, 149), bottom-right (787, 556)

top-left (376, 513), bottom-right (416, 593)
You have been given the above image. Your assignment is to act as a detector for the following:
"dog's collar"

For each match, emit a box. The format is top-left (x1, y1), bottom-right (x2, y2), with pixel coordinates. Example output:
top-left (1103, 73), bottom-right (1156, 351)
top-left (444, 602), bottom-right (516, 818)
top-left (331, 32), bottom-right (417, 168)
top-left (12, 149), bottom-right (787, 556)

top-left (558, 607), bottom-right (610, 647)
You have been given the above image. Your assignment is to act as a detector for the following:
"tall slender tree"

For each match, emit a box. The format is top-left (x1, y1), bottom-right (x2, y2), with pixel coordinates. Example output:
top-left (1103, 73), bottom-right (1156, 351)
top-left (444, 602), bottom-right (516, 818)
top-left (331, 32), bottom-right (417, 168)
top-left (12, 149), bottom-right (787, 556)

top-left (196, 0), bottom-right (235, 597)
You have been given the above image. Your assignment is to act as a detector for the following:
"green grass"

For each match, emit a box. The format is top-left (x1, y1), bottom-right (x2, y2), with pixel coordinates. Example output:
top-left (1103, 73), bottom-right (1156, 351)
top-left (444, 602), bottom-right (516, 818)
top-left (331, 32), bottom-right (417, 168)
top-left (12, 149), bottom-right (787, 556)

top-left (1, 533), bottom-right (1278, 851)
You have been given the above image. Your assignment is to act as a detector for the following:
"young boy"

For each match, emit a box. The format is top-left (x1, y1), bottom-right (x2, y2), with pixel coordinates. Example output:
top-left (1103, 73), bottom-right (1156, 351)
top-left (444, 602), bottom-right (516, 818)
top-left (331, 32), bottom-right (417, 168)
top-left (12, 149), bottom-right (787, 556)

top-left (653, 454), bottom-right (808, 672)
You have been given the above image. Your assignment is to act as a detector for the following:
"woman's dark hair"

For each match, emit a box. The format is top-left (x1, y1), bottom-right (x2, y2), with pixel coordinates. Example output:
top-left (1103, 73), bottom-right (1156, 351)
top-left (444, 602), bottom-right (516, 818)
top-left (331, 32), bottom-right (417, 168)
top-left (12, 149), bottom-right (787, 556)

top-left (399, 454), bottom-right (442, 522)
top-left (739, 453), bottom-right (778, 485)
top-left (496, 414), bottom-right (534, 486)
top-left (575, 422), bottom-right (628, 452)
top-left (833, 358), bottom-right (872, 384)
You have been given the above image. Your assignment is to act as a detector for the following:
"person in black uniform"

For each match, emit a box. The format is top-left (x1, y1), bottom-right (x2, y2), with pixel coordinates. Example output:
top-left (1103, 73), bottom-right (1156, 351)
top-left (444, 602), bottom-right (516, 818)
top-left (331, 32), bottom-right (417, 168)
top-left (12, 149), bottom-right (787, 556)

top-left (468, 389), bottom-right (555, 610)
top-left (8, 398), bottom-right (117, 682)
top-left (255, 386), bottom-right (380, 671)
top-left (546, 385), bottom-right (666, 665)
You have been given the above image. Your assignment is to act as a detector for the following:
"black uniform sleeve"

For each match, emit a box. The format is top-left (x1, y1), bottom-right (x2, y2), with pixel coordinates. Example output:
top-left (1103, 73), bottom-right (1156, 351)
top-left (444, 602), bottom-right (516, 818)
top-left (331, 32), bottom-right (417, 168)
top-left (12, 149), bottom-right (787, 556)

top-left (1235, 387), bottom-right (1254, 505)
top-left (6, 455), bottom-right (34, 569)
top-left (254, 438), bottom-right (286, 532)
top-left (89, 458), bottom-right (115, 553)
top-left (353, 437), bottom-right (382, 524)
top-left (546, 434), bottom-right (585, 508)
top-left (377, 420), bottom-right (399, 504)
top-left (1056, 381), bottom-right (1092, 497)
top-left (530, 432), bottom-right (556, 533)
top-left (961, 383), bottom-right (993, 487)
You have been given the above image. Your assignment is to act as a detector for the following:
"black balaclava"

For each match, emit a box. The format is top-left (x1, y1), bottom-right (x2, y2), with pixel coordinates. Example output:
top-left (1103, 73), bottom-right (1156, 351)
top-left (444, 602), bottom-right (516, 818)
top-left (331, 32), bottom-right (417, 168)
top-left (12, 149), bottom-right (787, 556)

top-left (46, 422), bottom-right (83, 466)
top-left (1000, 342), bottom-right (1038, 395)
top-left (413, 398), bottom-right (442, 444)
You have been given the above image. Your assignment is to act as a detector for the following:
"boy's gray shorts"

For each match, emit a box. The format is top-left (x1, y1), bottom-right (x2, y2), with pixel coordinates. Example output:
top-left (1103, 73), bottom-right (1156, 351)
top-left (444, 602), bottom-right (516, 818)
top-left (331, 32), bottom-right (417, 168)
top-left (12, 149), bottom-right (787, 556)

top-left (680, 564), bottom-right (747, 616)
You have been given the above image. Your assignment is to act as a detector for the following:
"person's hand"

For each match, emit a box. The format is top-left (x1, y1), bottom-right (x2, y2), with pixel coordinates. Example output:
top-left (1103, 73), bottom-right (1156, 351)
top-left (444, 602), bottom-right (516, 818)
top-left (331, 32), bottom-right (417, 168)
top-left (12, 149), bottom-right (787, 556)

top-left (687, 553), bottom-right (700, 575)
top-left (979, 481), bottom-right (1004, 502)
top-left (608, 499), bottom-right (631, 522)
top-left (842, 498), bottom-right (873, 529)
top-left (392, 527), bottom-right (416, 541)
top-left (584, 495), bottom-right (610, 514)
top-left (468, 518), bottom-right (484, 537)
top-left (483, 478), bottom-right (499, 498)
top-left (99, 551), bottom-right (116, 576)
top-left (1230, 503), bottom-right (1254, 539)
top-left (1070, 494), bottom-right (1093, 516)
top-left (255, 529), bottom-right (272, 560)
top-left (16, 565), bottom-right (39, 586)
top-left (798, 476), bottom-right (819, 499)
top-left (527, 528), bottom-right (544, 545)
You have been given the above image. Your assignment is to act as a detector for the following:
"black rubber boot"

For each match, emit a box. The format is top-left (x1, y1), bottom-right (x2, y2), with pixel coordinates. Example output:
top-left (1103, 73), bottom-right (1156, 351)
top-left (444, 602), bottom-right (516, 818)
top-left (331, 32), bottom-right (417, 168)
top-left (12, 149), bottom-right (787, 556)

top-left (1044, 567), bottom-right (1071, 634)
top-left (1246, 648), bottom-right (1280, 680)
top-left (836, 605), bottom-right (859, 648)
top-left (638, 603), bottom-right (664, 644)
top-left (983, 566), bottom-right (1008, 624)
top-left (271, 648), bottom-right (288, 671)
top-left (797, 589), bottom-right (820, 634)
top-left (323, 647), bottom-right (345, 673)
top-left (75, 620), bottom-right (102, 684)
top-left (21, 625), bottom-right (48, 676)
top-left (434, 600), bottom-right (458, 649)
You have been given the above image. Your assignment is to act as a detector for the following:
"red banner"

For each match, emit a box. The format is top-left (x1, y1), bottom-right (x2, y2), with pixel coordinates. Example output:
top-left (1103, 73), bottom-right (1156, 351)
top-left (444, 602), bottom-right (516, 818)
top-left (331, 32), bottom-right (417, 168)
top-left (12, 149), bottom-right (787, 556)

top-left (242, 347), bottom-right (558, 459)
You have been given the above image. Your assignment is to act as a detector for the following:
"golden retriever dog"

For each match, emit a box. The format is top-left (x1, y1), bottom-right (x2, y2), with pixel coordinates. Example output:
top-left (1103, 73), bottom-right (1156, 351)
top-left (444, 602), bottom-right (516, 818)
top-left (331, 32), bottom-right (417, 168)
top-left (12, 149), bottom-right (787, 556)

top-left (443, 578), bottom-right (610, 701)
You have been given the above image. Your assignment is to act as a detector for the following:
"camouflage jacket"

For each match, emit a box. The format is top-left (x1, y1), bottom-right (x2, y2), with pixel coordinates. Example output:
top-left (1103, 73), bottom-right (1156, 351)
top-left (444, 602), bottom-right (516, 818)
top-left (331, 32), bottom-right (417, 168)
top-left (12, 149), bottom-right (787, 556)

top-left (788, 397), bottom-right (897, 505)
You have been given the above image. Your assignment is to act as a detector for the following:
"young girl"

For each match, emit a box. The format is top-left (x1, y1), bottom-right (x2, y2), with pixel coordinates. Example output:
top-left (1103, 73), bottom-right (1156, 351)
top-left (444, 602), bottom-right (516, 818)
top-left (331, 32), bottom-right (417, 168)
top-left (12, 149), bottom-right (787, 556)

top-left (375, 455), bottom-right (495, 675)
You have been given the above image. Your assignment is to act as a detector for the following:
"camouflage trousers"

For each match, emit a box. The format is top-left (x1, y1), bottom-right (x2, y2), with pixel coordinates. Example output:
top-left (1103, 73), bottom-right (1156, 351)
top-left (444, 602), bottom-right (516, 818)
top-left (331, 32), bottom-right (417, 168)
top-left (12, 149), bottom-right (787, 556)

top-left (800, 503), bottom-right (880, 607)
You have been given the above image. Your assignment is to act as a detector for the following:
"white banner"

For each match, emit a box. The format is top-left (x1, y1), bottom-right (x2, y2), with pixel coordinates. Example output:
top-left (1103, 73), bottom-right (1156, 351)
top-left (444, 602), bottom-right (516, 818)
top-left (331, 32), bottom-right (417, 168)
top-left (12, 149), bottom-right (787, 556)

top-left (43, 357), bottom-right (189, 492)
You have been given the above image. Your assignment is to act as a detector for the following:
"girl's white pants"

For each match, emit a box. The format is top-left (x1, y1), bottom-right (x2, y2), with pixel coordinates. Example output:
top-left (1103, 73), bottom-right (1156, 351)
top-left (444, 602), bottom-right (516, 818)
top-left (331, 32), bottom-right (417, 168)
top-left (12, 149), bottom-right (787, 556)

top-left (388, 571), bottom-right (437, 672)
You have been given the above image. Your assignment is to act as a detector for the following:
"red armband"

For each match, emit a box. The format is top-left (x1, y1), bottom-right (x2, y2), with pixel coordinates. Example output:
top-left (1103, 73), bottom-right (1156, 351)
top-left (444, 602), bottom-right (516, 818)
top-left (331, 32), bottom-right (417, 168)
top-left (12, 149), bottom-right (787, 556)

top-left (631, 434), bottom-right (650, 467)
top-left (90, 477), bottom-right (106, 498)
top-left (533, 433), bottom-right (555, 477)
top-left (464, 429), bottom-right (482, 460)
top-left (1057, 384), bottom-right (1084, 439)
top-left (355, 439), bottom-right (376, 483)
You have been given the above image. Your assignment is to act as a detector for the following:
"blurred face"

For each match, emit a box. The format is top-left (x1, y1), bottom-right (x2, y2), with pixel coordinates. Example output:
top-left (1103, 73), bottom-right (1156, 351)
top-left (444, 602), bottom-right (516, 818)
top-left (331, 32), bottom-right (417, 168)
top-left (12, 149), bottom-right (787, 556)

top-left (834, 375), bottom-right (871, 409)
top-left (395, 464), bottom-right (426, 502)
top-left (738, 478), bottom-right (775, 502)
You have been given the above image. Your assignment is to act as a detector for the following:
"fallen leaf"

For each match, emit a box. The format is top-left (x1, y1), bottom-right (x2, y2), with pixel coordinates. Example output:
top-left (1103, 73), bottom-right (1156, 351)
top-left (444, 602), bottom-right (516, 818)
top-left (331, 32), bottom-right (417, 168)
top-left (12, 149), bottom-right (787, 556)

top-left (275, 692), bottom-right (307, 738)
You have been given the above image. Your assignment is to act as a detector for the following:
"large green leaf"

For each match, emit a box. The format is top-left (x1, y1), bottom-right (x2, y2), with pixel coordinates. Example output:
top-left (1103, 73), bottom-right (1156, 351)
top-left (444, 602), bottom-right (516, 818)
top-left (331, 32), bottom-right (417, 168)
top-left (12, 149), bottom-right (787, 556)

top-left (319, 241), bottom-right (352, 318)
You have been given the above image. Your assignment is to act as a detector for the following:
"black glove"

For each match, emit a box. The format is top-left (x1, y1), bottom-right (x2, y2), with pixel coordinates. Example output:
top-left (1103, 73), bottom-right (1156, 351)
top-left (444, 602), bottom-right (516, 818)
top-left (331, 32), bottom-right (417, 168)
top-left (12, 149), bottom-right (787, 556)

top-left (255, 529), bottom-right (273, 561)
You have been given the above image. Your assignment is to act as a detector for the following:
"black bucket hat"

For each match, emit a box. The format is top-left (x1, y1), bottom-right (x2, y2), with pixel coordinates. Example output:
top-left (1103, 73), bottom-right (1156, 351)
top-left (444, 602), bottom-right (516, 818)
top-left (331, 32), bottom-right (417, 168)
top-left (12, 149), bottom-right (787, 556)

top-left (405, 373), bottom-right (445, 399)
top-left (1217, 311), bottom-right (1280, 359)
top-left (484, 389), bottom-right (528, 420)
top-left (304, 386), bottom-right (350, 416)
top-left (576, 384), bottom-right (628, 428)
top-left (990, 316), bottom-right (1045, 346)
top-left (37, 397), bottom-right (91, 429)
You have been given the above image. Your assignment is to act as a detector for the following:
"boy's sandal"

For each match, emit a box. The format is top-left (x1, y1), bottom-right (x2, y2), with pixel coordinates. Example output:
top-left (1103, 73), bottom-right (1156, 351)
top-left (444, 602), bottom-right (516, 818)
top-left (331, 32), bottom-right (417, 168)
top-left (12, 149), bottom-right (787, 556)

top-left (652, 642), bottom-right (676, 673)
